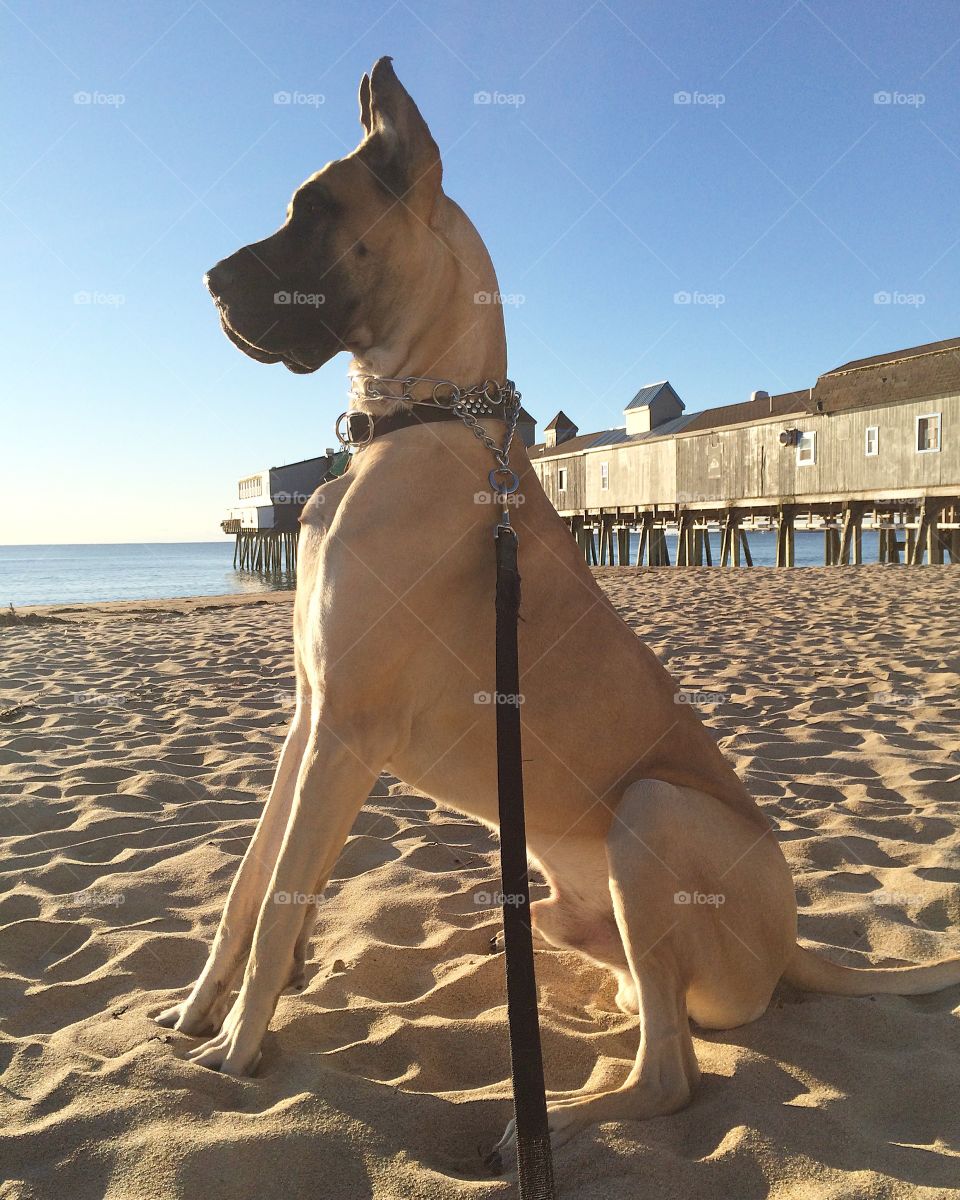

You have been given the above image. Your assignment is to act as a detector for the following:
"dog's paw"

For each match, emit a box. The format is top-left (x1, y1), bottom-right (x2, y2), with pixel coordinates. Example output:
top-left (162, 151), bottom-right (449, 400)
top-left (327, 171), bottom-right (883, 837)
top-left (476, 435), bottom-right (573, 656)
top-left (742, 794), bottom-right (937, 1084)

top-left (484, 1117), bottom-right (516, 1177)
top-left (155, 993), bottom-right (230, 1037)
top-left (185, 1028), bottom-right (262, 1076)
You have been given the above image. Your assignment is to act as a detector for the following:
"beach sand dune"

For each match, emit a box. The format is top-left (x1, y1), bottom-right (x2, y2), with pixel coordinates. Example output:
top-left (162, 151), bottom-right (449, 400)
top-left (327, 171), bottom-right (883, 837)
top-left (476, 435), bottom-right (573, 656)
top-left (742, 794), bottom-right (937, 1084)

top-left (1, 567), bottom-right (959, 1198)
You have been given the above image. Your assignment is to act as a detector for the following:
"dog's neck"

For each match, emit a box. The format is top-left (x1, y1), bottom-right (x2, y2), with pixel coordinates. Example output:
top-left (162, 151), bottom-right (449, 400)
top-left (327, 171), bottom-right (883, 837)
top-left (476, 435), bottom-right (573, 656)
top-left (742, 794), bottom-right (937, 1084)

top-left (347, 195), bottom-right (507, 416)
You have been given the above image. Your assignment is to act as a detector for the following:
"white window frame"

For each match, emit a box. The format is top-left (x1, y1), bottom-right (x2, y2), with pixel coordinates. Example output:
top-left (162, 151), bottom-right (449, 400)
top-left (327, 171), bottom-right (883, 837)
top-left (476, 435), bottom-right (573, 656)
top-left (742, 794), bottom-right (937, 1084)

top-left (865, 425), bottom-right (879, 457)
top-left (796, 431), bottom-right (816, 467)
top-left (557, 467), bottom-right (567, 493)
top-left (599, 461), bottom-right (610, 490)
top-left (916, 412), bottom-right (942, 454)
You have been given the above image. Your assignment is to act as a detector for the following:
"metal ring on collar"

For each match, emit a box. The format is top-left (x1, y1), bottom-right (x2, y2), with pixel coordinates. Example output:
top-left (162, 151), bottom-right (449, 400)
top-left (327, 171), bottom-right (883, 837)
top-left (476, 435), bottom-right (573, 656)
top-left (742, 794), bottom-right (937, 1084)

top-left (335, 410), bottom-right (375, 448)
top-left (431, 381), bottom-right (462, 408)
top-left (488, 466), bottom-right (521, 495)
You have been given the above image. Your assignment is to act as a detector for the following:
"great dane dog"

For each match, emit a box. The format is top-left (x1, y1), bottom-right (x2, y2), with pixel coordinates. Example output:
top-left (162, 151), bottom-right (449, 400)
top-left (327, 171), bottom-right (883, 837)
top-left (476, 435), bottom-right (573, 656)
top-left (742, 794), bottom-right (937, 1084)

top-left (157, 57), bottom-right (960, 1165)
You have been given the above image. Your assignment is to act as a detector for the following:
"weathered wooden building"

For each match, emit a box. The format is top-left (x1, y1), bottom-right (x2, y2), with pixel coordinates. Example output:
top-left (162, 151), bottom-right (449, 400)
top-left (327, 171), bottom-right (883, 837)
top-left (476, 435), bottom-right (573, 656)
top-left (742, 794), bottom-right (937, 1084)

top-left (530, 337), bottom-right (960, 566)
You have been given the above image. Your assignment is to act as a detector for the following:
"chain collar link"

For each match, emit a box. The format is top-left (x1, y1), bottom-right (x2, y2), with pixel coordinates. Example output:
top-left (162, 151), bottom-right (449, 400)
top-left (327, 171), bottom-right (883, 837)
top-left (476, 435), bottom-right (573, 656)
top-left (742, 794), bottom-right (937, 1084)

top-left (344, 373), bottom-right (522, 475)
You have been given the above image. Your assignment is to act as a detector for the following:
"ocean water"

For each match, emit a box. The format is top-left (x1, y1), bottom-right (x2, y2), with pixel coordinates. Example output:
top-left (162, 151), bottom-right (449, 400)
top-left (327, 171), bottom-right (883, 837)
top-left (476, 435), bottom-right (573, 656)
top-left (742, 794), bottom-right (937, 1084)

top-left (623, 528), bottom-right (882, 569)
top-left (0, 542), bottom-right (293, 608)
top-left (1, 531), bottom-right (884, 608)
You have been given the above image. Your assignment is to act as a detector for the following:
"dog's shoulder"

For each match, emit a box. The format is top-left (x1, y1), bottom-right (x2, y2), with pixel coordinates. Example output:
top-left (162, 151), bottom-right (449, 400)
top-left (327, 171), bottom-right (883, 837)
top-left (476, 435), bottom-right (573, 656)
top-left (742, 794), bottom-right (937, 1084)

top-left (300, 472), bottom-right (353, 531)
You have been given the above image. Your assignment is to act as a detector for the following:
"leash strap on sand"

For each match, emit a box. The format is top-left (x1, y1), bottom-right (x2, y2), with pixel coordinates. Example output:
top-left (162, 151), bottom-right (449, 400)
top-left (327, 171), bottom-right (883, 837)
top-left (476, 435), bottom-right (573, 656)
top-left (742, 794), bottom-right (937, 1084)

top-left (494, 521), bottom-right (557, 1200)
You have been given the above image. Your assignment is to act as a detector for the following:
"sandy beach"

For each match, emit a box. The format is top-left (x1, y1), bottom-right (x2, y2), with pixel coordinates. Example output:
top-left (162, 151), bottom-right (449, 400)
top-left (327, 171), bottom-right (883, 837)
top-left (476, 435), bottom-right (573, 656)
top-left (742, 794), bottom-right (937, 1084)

top-left (1, 566), bottom-right (959, 1199)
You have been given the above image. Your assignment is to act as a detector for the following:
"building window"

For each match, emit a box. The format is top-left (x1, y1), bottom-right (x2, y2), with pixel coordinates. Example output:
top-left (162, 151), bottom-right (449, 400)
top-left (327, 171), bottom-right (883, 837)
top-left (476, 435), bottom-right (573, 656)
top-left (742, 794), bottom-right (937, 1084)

top-left (916, 413), bottom-right (941, 453)
top-left (797, 431), bottom-right (816, 467)
top-left (600, 462), bottom-right (609, 490)
top-left (239, 474), bottom-right (263, 499)
top-left (558, 467), bottom-right (567, 492)
top-left (865, 426), bottom-right (879, 456)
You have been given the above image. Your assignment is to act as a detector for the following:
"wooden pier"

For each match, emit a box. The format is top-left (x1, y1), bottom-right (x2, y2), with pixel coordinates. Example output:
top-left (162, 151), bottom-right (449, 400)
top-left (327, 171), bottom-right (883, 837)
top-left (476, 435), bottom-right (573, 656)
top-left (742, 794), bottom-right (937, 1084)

top-left (565, 498), bottom-right (960, 568)
top-left (224, 522), bottom-right (299, 575)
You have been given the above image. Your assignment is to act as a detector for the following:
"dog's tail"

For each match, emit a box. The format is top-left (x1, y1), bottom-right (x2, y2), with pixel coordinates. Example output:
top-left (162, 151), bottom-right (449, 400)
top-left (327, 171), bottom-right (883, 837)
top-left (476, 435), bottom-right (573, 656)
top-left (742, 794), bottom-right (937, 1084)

top-left (783, 943), bottom-right (960, 996)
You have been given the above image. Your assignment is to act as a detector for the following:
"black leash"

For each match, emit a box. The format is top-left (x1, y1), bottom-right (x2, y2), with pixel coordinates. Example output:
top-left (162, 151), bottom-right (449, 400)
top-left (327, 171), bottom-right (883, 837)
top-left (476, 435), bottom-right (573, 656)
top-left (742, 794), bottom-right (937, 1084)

top-left (494, 519), bottom-right (556, 1199)
top-left (334, 375), bottom-right (556, 1194)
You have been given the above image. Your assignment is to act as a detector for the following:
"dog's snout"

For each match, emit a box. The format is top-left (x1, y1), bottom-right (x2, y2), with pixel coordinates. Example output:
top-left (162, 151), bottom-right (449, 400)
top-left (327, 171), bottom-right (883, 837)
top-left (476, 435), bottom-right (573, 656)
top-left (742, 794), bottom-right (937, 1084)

top-left (204, 260), bottom-right (234, 299)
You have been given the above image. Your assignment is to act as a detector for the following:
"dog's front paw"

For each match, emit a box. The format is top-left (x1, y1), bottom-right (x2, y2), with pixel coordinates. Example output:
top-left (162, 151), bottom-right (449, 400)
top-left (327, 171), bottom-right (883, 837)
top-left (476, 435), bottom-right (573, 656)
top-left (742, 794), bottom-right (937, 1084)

top-left (184, 1006), bottom-right (264, 1076)
top-left (155, 989), bottom-right (232, 1037)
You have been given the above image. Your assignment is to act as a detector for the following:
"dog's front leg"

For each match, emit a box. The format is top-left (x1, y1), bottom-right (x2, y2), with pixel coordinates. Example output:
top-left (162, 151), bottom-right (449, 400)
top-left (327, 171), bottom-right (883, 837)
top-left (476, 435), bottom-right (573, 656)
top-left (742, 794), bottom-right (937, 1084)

top-left (185, 721), bottom-right (382, 1075)
top-left (156, 706), bottom-right (311, 1035)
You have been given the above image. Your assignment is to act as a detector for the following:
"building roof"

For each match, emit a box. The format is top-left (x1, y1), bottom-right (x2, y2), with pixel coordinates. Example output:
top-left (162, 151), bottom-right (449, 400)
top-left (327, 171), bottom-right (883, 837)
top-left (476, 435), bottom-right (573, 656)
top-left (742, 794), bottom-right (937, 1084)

top-left (528, 335), bottom-right (960, 460)
top-left (529, 430), bottom-right (610, 459)
top-left (529, 389), bottom-right (805, 460)
top-left (812, 337), bottom-right (960, 415)
top-left (624, 380), bottom-right (685, 411)
top-left (682, 389), bottom-right (808, 432)
top-left (824, 336), bottom-right (960, 376)
top-left (266, 453), bottom-right (332, 471)
top-left (544, 409), bottom-right (578, 431)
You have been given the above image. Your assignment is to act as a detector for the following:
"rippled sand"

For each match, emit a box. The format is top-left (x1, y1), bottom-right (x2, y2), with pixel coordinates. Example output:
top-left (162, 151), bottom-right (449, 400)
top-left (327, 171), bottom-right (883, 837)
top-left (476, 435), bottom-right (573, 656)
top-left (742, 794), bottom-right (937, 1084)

top-left (1, 568), bottom-right (959, 1199)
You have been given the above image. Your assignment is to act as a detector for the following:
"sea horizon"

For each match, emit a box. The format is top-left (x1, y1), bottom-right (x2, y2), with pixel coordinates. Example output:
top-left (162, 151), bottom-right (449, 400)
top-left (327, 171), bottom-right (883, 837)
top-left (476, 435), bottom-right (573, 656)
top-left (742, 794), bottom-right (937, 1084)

top-left (0, 532), bottom-right (888, 608)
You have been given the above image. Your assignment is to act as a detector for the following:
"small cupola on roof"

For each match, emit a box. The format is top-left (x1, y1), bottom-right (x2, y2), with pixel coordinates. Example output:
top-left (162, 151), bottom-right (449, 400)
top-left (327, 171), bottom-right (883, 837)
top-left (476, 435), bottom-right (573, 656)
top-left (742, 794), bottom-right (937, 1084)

top-left (544, 410), bottom-right (579, 448)
top-left (624, 381), bottom-right (685, 436)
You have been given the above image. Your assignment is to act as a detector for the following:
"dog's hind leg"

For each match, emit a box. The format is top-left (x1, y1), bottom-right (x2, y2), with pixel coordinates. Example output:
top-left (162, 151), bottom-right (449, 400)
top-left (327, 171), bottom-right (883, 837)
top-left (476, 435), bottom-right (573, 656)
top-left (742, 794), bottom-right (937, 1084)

top-left (156, 702), bottom-right (311, 1036)
top-left (492, 778), bottom-right (791, 1168)
top-left (185, 719), bottom-right (384, 1074)
top-left (490, 794), bottom-right (697, 1172)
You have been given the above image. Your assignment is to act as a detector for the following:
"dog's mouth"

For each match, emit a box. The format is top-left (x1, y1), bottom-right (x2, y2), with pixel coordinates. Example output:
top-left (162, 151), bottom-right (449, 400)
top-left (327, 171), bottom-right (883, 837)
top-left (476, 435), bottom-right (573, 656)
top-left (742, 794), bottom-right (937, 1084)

top-left (217, 307), bottom-right (321, 375)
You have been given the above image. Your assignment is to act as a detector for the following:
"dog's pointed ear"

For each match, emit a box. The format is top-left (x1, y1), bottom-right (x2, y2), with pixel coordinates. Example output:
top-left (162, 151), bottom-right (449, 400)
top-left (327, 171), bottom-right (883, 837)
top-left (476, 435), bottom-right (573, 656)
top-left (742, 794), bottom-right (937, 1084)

top-left (358, 73), bottom-right (372, 135)
top-left (361, 57), bottom-right (441, 220)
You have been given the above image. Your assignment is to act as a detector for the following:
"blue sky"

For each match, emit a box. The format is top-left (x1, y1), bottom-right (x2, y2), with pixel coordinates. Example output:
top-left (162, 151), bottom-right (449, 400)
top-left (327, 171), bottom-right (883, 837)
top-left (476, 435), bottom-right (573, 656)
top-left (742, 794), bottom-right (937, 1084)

top-left (2, 0), bottom-right (958, 542)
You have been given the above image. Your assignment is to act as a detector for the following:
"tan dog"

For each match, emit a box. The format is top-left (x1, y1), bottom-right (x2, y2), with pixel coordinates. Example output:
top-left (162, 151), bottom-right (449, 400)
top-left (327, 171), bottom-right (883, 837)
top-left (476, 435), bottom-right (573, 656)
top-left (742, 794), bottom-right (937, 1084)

top-left (157, 57), bottom-right (960, 1166)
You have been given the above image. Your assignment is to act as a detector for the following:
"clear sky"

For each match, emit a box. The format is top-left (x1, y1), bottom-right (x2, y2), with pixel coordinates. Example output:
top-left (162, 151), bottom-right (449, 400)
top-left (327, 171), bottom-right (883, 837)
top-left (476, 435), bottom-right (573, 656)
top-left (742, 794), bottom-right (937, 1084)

top-left (2, 0), bottom-right (958, 543)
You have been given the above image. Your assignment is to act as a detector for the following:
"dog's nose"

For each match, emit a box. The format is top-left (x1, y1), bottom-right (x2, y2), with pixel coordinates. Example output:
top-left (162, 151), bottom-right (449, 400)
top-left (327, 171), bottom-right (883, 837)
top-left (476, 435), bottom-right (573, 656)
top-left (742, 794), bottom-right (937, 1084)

top-left (205, 260), bottom-right (234, 299)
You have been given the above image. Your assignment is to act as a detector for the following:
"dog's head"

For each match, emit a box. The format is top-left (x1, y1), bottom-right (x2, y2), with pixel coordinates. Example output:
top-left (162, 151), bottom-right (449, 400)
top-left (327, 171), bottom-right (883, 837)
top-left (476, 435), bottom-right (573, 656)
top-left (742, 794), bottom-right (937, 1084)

top-left (205, 57), bottom-right (444, 374)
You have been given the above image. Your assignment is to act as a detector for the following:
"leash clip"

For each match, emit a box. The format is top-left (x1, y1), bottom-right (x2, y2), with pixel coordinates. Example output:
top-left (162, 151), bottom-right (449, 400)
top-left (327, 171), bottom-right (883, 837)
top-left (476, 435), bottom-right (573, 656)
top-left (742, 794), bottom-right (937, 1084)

top-left (489, 467), bottom-right (520, 536)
